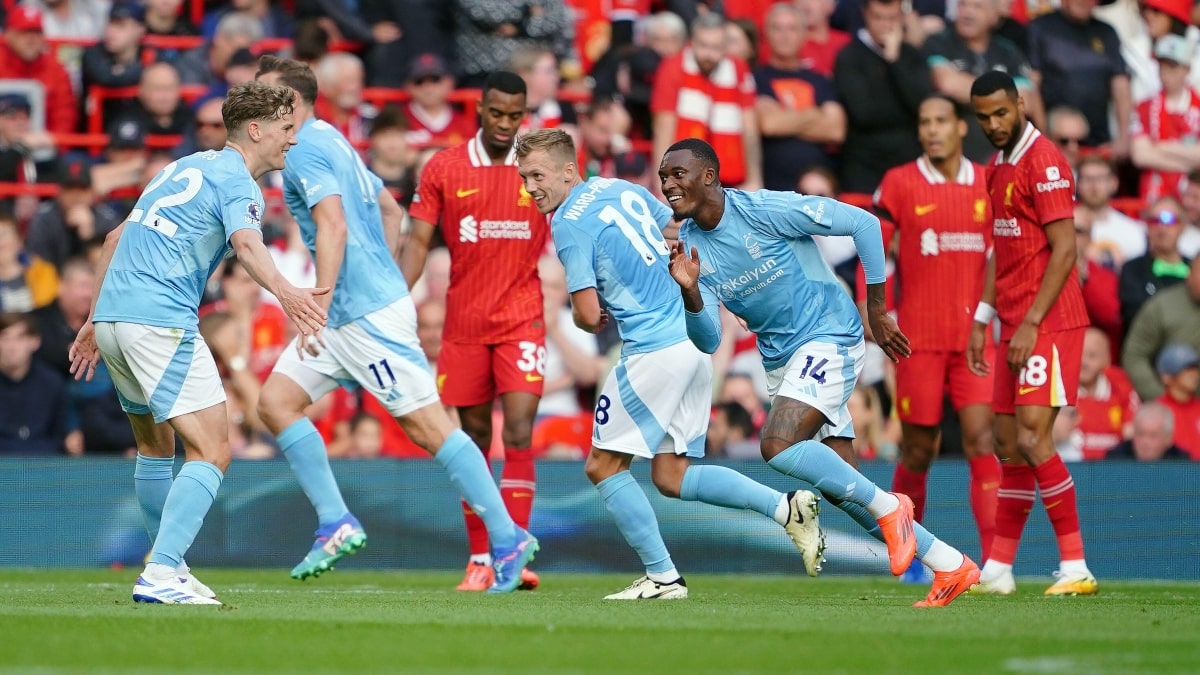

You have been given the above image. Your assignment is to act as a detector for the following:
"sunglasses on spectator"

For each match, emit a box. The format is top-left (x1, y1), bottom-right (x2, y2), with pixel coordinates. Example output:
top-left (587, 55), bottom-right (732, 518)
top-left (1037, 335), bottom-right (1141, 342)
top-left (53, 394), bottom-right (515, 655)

top-left (1146, 211), bottom-right (1180, 226)
top-left (1056, 136), bottom-right (1084, 147)
top-left (412, 76), bottom-right (442, 86)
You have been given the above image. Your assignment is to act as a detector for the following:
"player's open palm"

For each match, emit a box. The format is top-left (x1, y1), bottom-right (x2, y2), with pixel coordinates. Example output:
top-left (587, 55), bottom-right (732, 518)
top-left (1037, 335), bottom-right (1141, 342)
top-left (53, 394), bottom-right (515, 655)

top-left (669, 240), bottom-right (701, 290)
top-left (68, 320), bottom-right (100, 382)
top-left (867, 312), bottom-right (911, 363)
top-left (967, 322), bottom-right (990, 377)
top-left (277, 283), bottom-right (331, 339)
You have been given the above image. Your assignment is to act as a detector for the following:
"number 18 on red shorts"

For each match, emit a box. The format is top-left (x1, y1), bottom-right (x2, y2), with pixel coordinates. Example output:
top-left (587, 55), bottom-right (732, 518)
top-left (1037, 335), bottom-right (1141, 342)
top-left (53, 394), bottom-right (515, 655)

top-left (993, 327), bottom-right (1084, 415)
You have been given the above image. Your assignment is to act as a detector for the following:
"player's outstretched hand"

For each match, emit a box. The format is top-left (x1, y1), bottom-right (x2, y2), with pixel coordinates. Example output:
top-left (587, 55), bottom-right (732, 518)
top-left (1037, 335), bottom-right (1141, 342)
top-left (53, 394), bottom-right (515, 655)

top-left (669, 240), bottom-right (701, 290)
top-left (868, 311), bottom-right (911, 363)
top-left (278, 284), bottom-right (330, 340)
top-left (1007, 321), bottom-right (1037, 374)
top-left (966, 322), bottom-right (991, 377)
top-left (68, 320), bottom-right (100, 382)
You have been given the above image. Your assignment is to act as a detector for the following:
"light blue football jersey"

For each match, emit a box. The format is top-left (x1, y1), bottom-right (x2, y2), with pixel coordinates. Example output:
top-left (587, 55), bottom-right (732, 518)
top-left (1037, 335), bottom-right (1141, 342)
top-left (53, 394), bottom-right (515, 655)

top-left (551, 177), bottom-right (688, 355)
top-left (95, 148), bottom-right (264, 330)
top-left (282, 118), bottom-right (408, 328)
top-left (679, 189), bottom-right (887, 370)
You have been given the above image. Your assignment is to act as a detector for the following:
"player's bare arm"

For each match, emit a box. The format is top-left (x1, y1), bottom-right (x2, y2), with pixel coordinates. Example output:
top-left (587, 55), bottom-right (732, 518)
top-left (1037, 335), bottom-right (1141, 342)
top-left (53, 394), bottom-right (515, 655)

top-left (69, 221), bottom-right (126, 382)
top-left (668, 240), bottom-right (704, 312)
top-left (1007, 217), bottom-right (1076, 373)
top-left (568, 287), bottom-right (608, 334)
top-left (230, 228), bottom-right (329, 338)
top-left (377, 188), bottom-right (406, 263)
top-left (967, 252), bottom-right (996, 377)
top-left (305, 196), bottom-right (349, 355)
top-left (399, 217), bottom-right (436, 289)
top-left (865, 281), bottom-right (911, 363)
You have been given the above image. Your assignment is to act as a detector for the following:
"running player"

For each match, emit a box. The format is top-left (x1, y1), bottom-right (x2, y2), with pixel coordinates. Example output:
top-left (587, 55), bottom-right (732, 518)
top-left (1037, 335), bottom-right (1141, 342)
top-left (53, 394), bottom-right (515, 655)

top-left (68, 81), bottom-right (329, 604)
top-left (402, 72), bottom-right (546, 591)
top-left (874, 94), bottom-right (1000, 580)
top-left (515, 128), bottom-right (825, 599)
top-left (664, 138), bottom-right (980, 607)
top-left (968, 70), bottom-right (1097, 596)
top-left (253, 57), bottom-right (538, 592)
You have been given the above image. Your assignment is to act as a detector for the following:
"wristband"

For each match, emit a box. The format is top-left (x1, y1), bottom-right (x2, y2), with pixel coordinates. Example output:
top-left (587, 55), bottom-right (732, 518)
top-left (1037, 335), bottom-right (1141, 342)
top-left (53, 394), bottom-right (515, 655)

top-left (973, 302), bottom-right (996, 325)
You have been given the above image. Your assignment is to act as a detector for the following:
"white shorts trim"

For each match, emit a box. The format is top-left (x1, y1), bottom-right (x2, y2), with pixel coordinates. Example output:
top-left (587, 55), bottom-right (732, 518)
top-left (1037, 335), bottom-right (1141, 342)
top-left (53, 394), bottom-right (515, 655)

top-left (591, 340), bottom-right (712, 459)
top-left (765, 340), bottom-right (865, 439)
top-left (95, 321), bottom-right (226, 424)
top-left (271, 297), bottom-right (440, 418)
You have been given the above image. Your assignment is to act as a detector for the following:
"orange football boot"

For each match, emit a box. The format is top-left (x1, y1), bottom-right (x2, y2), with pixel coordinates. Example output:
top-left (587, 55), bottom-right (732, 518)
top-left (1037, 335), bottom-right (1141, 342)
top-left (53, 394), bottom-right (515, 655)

top-left (518, 568), bottom-right (539, 590)
top-left (913, 557), bottom-right (981, 607)
top-left (876, 493), bottom-right (918, 576)
top-left (455, 561), bottom-right (494, 591)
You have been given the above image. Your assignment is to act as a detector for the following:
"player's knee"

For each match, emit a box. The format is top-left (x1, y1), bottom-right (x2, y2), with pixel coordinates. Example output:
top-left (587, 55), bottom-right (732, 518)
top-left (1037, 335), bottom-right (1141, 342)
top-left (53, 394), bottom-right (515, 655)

top-left (962, 425), bottom-right (995, 459)
top-left (899, 441), bottom-right (935, 471)
top-left (1015, 425), bottom-right (1050, 462)
top-left (759, 437), bottom-right (791, 462)
top-left (583, 449), bottom-right (622, 485)
top-left (650, 468), bottom-right (683, 499)
top-left (500, 420), bottom-right (534, 449)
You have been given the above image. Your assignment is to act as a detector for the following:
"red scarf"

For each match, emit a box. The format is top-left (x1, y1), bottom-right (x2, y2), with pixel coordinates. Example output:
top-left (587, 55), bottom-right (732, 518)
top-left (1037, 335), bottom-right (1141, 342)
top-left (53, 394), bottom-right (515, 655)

top-left (673, 49), bottom-right (749, 186)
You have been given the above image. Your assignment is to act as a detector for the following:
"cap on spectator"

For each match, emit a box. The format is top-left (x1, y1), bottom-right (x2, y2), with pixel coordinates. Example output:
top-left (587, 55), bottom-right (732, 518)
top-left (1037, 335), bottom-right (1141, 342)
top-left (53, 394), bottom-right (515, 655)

top-left (109, 118), bottom-right (146, 150)
top-left (7, 6), bottom-right (43, 32)
top-left (1155, 34), bottom-right (1194, 65)
top-left (59, 159), bottom-right (92, 190)
top-left (1156, 343), bottom-right (1200, 377)
top-left (109, 1), bottom-right (146, 23)
top-left (0, 93), bottom-right (31, 116)
top-left (1143, 0), bottom-right (1191, 24)
top-left (407, 53), bottom-right (450, 82)
top-left (227, 48), bottom-right (258, 69)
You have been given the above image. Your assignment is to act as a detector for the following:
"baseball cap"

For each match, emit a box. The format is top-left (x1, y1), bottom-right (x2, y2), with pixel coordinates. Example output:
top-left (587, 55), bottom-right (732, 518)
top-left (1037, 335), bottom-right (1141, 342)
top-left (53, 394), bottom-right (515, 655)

top-left (1143, 0), bottom-right (1192, 24)
top-left (109, 2), bottom-right (145, 23)
top-left (408, 53), bottom-right (449, 82)
top-left (0, 93), bottom-right (31, 116)
top-left (1155, 34), bottom-right (1194, 65)
top-left (6, 6), bottom-right (43, 32)
top-left (227, 47), bottom-right (257, 69)
top-left (108, 118), bottom-right (146, 150)
top-left (59, 158), bottom-right (92, 190)
top-left (1156, 343), bottom-right (1200, 377)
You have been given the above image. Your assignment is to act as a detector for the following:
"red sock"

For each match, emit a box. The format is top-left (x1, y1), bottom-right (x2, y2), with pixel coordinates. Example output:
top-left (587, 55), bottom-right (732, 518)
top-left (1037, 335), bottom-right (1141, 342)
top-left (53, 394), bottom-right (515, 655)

top-left (1033, 454), bottom-right (1085, 561)
top-left (891, 464), bottom-right (929, 522)
top-left (500, 448), bottom-right (536, 530)
top-left (991, 463), bottom-right (1036, 565)
top-left (968, 454), bottom-right (1001, 562)
top-left (461, 501), bottom-right (490, 556)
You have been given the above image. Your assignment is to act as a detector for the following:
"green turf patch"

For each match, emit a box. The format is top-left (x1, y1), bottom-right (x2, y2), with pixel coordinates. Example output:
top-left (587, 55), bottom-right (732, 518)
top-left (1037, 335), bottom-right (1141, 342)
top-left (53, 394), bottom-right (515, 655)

top-left (0, 569), bottom-right (1196, 674)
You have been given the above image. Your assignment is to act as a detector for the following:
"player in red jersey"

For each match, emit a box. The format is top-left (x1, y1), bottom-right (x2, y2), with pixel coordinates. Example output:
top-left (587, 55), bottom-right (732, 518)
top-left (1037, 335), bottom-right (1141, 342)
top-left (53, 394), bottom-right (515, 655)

top-left (402, 72), bottom-right (547, 592)
top-left (968, 71), bottom-right (1097, 597)
top-left (873, 95), bottom-right (1000, 580)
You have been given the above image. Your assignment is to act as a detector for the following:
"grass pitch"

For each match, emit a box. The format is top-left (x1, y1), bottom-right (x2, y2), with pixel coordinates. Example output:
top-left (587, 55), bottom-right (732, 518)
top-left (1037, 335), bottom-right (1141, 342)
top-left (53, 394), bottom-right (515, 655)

top-left (0, 569), bottom-right (1196, 674)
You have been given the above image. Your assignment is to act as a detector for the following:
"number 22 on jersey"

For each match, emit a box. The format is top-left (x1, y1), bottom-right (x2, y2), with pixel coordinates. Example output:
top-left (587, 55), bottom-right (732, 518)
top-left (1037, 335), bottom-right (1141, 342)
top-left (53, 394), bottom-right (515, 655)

top-left (129, 160), bottom-right (204, 238)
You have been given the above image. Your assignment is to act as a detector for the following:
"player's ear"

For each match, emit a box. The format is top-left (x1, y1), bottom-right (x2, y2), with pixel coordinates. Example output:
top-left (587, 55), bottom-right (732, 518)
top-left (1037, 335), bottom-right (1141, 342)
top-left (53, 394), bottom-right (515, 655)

top-left (246, 120), bottom-right (261, 142)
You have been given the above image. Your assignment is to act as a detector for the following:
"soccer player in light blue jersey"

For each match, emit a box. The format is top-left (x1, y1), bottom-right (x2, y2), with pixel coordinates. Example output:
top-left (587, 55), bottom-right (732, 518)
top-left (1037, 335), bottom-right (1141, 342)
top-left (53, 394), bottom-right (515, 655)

top-left (516, 129), bottom-right (824, 599)
top-left (68, 81), bottom-right (331, 605)
top-left (663, 138), bottom-right (981, 607)
top-left (254, 57), bottom-right (537, 593)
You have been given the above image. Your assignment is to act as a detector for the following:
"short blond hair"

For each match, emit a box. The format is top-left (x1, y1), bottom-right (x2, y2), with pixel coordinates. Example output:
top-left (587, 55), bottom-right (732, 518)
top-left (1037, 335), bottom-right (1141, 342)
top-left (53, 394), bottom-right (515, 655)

top-left (222, 80), bottom-right (295, 135)
top-left (514, 128), bottom-right (575, 165)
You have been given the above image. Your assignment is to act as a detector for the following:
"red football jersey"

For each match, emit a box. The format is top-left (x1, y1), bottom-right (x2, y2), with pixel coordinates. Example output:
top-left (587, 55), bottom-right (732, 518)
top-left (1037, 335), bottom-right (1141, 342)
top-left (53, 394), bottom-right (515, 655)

top-left (1158, 393), bottom-right (1200, 460)
top-left (873, 156), bottom-right (991, 351)
top-left (1077, 366), bottom-right (1138, 461)
top-left (403, 102), bottom-right (477, 150)
top-left (988, 123), bottom-right (1089, 339)
top-left (409, 133), bottom-right (548, 344)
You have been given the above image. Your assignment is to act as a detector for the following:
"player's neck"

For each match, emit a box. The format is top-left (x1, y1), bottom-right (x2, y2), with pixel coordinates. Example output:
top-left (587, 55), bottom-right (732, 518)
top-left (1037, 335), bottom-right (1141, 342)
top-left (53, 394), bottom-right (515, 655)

top-left (929, 154), bottom-right (962, 182)
top-left (487, 142), bottom-right (514, 164)
top-left (226, 140), bottom-right (270, 181)
top-left (692, 188), bottom-right (726, 230)
top-left (1001, 119), bottom-right (1028, 156)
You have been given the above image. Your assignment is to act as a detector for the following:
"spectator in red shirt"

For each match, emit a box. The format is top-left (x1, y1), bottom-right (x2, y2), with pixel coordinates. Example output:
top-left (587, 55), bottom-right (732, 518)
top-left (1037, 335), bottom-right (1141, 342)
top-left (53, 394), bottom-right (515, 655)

top-left (1154, 343), bottom-right (1200, 458)
top-left (651, 12), bottom-right (762, 190)
top-left (1073, 204), bottom-right (1123, 356)
top-left (1075, 327), bottom-right (1138, 460)
top-left (314, 52), bottom-right (372, 150)
top-left (403, 54), bottom-right (476, 151)
top-left (796, 0), bottom-right (850, 78)
top-left (0, 7), bottom-right (77, 135)
top-left (1130, 35), bottom-right (1200, 205)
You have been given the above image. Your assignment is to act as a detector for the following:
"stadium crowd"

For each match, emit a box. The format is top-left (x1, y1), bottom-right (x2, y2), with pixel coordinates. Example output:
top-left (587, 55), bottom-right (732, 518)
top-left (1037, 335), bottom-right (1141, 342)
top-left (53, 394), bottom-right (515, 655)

top-left (0, 0), bottom-right (1198, 464)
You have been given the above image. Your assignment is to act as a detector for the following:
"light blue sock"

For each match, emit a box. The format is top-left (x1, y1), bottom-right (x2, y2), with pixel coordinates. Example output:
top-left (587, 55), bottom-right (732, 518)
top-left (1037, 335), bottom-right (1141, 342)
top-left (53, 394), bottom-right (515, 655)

top-left (435, 430), bottom-right (517, 549)
top-left (596, 471), bottom-right (674, 575)
top-left (680, 465), bottom-right (783, 520)
top-left (134, 454), bottom-right (174, 544)
top-left (826, 497), bottom-right (934, 557)
top-left (148, 461), bottom-right (223, 568)
top-left (278, 418), bottom-right (349, 527)
top-left (767, 440), bottom-right (880, 508)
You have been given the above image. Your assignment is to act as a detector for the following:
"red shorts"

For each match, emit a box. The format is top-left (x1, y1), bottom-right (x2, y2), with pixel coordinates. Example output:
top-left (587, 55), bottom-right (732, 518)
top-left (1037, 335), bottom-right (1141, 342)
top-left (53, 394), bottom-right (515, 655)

top-left (993, 327), bottom-right (1084, 415)
top-left (896, 346), bottom-right (995, 426)
top-left (437, 339), bottom-right (546, 407)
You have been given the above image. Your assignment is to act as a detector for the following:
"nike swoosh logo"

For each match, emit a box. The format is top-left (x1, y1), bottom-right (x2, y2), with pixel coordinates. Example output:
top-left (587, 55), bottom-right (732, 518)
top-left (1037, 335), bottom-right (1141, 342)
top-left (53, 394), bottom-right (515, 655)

top-left (1018, 386), bottom-right (1040, 395)
top-left (525, 374), bottom-right (543, 382)
top-left (456, 188), bottom-right (480, 198)
top-left (915, 203), bottom-right (938, 216)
